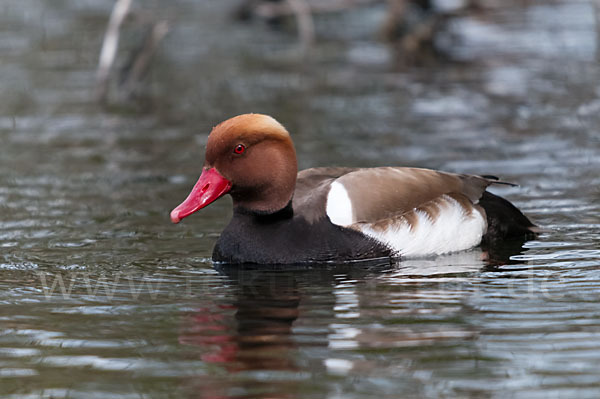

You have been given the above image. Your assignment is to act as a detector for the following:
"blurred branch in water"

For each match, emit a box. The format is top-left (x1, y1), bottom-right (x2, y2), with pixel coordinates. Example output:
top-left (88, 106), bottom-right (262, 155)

top-left (96, 0), bottom-right (132, 103)
top-left (96, 0), bottom-right (169, 105)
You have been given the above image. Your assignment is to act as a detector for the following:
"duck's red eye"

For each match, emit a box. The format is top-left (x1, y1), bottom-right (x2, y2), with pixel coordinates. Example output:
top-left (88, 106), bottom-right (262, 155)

top-left (234, 144), bottom-right (245, 154)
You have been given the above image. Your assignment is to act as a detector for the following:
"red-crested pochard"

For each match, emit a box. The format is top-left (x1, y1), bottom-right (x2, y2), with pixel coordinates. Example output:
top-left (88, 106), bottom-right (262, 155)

top-left (171, 114), bottom-right (536, 264)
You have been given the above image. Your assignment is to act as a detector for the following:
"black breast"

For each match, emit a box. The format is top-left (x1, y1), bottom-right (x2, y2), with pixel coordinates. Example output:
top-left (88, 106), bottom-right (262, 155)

top-left (212, 206), bottom-right (391, 264)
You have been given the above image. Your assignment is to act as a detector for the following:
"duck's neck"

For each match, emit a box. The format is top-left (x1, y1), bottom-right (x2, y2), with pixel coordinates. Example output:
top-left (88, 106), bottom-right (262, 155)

top-left (229, 176), bottom-right (295, 215)
top-left (233, 200), bottom-right (294, 222)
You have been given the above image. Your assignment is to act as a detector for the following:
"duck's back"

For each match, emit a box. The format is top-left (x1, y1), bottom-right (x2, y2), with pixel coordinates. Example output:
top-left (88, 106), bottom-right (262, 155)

top-left (213, 167), bottom-right (535, 264)
top-left (295, 167), bottom-right (535, 258)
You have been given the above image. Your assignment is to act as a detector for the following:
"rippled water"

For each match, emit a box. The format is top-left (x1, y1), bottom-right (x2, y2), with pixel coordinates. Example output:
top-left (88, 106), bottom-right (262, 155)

top-left (1, 0), bottom-right (600, 398)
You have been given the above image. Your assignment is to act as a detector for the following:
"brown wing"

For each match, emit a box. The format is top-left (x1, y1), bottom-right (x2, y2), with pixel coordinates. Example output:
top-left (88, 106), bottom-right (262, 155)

top-left (330, 167), bottom-right (492, 224)
top-left (292, 166), bottom-right (493, 225)
top-left (292, 167), bottom-right (358, 223)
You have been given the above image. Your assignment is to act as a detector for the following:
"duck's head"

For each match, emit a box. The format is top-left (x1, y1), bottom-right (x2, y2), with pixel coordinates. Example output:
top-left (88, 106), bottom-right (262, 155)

top-left (170, 114), bottom-right (298, 223)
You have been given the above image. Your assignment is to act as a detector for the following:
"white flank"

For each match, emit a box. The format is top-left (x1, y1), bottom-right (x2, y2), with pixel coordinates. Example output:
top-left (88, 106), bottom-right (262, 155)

top-left (357, 195), bottom-right (487, 258)
top-left (326, 181), bottom-right (354, 226)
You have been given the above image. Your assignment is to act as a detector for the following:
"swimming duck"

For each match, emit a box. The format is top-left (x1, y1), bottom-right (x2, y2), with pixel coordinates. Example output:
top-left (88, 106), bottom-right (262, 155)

top-left (170, 114), bottom-right (535, 264)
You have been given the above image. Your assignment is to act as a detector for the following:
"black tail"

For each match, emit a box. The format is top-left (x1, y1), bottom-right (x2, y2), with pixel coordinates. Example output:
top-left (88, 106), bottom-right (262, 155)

top-left (479, 191), bottom-right (536, 244)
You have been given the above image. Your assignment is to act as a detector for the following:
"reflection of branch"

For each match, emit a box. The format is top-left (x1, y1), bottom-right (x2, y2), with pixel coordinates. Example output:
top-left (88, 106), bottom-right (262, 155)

top-left (96, 0), bottom-right (133, 103)
top-left (286, 0), bottom-right (315, 52)
top-left (255, 0), bottom-right (382, 18)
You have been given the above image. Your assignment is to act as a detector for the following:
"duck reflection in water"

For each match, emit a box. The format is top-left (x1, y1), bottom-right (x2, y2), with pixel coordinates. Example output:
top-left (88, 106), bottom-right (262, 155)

top-left (178, 238), bottom-right (531, 398)
top-left (179, 268), bottom-right (308, 399)
top-left (180, 270), bottom-right (301, 366)
top-left (178, 262), bottom-right (395, 398)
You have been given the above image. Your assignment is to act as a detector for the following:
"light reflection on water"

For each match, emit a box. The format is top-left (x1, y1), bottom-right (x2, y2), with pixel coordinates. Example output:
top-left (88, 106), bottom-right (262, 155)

top-left (1, 0), bottom-right (600, 398)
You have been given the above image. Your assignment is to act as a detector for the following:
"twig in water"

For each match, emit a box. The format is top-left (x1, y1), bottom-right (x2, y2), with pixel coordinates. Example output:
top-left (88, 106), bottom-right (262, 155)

top-left (96, 0), bottom-right (133, 103)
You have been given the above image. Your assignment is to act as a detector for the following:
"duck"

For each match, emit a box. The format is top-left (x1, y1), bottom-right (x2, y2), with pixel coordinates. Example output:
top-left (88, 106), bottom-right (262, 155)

top-left (170, 114), bottom-right (536, 264)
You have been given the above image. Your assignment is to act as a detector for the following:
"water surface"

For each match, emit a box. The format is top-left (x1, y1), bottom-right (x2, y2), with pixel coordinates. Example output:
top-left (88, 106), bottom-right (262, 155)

top-left (1, 0), bottom-right (600, 398)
